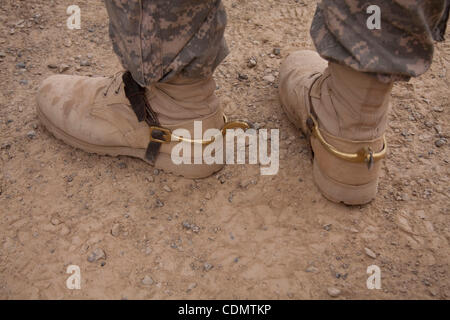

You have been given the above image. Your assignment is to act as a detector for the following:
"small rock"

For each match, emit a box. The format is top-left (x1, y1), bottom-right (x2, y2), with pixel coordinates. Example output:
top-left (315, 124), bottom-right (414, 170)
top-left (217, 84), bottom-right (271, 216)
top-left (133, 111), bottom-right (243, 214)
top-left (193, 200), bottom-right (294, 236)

top-left (27, 130), bottom-right (36, 139)
top-left (145, 246), bottom-right (152, 255)
top-left (155, 199), bottom-right (164, 208)
top-left (163, 185), bottom-right (172, 192)
top-left (80, 60), bottom-right (91, 67)
top-left (203, 263), bottom-right (213, 272)
top-left (187, 282), bottom-right (197, 292)
top-left (238, 73), bottom-right (248, 81)
top-left (0, 52), bottom-right (6, 58)
top-left (111, 223), bottom-right (120, 237)
top-left (306, 266), bottom-right (319, 273)
top-left (59, 64), bottom-right (70, 73)
top-left (323, 224), bottom-right (332, 231)
top-left (434, 125), bottom-right (442, 135)
top-left (247, 57), bottom-right (257, 68)
top-left (273, 48), bottom-right (281, 56)
top-left (63, 39), bottom-right (72, 47)
top-left (182, 221), bottom-right (191, 229)
top-left (435, 138), bottom-right (446, 148)
top-left (47, 63), bottom-right (58, 69)
top-left (51, 217), bottom-right (61, 225)
top-left (327, 287), bottom-right (341, 297)
top-left (16, 62), bottom-right (26, 69)
top-left (87, 248), bottom-right (106, 263)
top-left (263, 75), bottom-right (275, 83)
top-left (141, 275), bottom-right (154, 286)
top-left (239, 179), bottom-right (254, 189)
top-left (191, 225), bottom-right (200, 233)
top-left (364, 247), bottom-right (377, 259)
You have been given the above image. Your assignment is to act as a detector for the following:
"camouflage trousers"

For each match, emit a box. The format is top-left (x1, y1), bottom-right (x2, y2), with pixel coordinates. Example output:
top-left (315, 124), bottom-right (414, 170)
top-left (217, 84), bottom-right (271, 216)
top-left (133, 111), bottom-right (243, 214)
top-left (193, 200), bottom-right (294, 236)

top-left (105, 0), bottom-right (448, 86)
top-left (104, 0), bottom-right (228, 87)
top-left (311, 0), bottom-right (448, 82)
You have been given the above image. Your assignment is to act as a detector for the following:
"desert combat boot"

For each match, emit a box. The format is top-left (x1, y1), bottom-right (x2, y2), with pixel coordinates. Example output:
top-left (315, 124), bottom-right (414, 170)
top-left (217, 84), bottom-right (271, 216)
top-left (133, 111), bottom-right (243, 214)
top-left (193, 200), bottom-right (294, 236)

top-left (279, 50), bottom-right (393, 205)
top-left (36, 72), bottom-right (246, 178)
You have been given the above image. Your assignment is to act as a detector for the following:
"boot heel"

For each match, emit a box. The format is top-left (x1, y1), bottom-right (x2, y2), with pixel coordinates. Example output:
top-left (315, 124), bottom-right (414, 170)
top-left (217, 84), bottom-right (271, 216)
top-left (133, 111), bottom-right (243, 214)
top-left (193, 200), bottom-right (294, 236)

top-left (313, 160), bottom-right (379, 205)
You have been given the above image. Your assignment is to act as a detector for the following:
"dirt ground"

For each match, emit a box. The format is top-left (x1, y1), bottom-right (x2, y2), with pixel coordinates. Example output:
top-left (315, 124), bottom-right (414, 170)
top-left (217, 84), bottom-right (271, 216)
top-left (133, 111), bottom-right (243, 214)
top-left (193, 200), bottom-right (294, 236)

top-left (0, 0), bottom-right (449, 300)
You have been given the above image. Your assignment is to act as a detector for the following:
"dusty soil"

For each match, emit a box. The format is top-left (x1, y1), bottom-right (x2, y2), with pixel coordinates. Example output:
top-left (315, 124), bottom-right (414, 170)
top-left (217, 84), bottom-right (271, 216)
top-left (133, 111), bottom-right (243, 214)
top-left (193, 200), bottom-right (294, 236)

top-left (0, 0), bottom-right (449, 300)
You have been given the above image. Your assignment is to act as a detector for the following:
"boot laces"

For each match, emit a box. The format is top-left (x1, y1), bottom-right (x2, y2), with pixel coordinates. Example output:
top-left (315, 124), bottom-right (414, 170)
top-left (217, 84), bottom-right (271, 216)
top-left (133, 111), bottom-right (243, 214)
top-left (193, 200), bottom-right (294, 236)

top-left (103, 71), bottom-right (124, 97)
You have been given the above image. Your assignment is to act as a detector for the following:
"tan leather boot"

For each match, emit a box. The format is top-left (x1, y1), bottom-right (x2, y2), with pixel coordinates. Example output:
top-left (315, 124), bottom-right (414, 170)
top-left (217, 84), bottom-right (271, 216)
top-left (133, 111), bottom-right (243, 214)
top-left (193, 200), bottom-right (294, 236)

top-left (36, 73), bottom-right (237, 179)
top-left (279, 50), bottom-right (392, 205)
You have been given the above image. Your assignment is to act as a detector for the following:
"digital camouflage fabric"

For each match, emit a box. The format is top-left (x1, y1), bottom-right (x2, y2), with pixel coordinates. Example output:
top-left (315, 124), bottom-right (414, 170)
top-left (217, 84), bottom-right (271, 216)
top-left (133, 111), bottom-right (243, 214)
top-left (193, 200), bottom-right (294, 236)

top-left (104, 0), bottom-right (228, 87)
top-left (310, 0), bottom-right (448, 82)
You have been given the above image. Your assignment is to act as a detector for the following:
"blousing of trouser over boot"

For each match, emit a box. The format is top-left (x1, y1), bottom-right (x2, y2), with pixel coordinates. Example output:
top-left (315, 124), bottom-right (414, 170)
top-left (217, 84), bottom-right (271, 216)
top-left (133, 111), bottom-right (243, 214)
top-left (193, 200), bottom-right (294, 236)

top-left (279, 0), bottom-right (448, 204)
top-left (36, 0), bottom-right (249, 179)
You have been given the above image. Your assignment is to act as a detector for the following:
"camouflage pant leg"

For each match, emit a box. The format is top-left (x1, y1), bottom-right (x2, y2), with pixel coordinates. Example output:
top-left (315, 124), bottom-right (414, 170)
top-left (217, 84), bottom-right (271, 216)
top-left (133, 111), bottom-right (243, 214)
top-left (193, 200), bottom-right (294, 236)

top-left (104, 0), bottom-right (229, 87)
top-left (310, 0), bottom-right (448, 82)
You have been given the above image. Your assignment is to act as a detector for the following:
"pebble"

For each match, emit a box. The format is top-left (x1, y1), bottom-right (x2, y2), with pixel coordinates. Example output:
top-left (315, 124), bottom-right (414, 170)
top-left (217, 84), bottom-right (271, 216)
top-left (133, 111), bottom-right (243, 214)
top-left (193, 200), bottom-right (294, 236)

top-left (364, 247), bottom-right (377, 259)
top-left (306, 266), bottom-right (319, 273)
top-left (182, 221), bottom-right (191, 229)
top-left (0, 52), bottom-right (6, 58)
top-left (238, 73), bottom-right (248, 81)
top-left (163, 185), bottom-right (172, 192)
top-left (87, 248), bottom-right (106, 262)
top-left (187, 282), bottom-right (197, 292)
top-left (80, 60), bottom-right (91, 67)
top-left (273, 48), bottom-right (281, 56)
top-left (191, 225), bottom-right (200, 233)
top-left (203, 263), bottom-right (213, 272)
top-left (64, 39), bottom-right (72, 47)
top-left (16, 62), bottom-right (26, 69)
top-left (263, 75), bottom-right (275, 83)
top-left (435, 138), bottom-right (446, 148)
top-left (111, 223), bottom-right (120, 237)
top-left (27, 130), bottom-right (36, 139)
top-left (141, 275), bottom-right (154, 286)
top-left (327, 287), bottom-right (341, 297)
top-left (47, 63), bottom-right (58, 69)
top-left (51, 217), bottom-right (62, 225)
top-left (59, 64), bottom-right (70, 73)
top-left (155, 199), bottom-right (164, 208)
top-left (247, 57), bottom-right (257, 68)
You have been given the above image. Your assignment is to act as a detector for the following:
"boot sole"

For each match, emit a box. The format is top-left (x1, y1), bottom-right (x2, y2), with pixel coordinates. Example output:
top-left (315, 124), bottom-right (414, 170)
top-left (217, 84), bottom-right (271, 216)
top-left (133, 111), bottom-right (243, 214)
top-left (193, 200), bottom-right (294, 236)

top-left (37, 106), bottom-right (224, 179)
